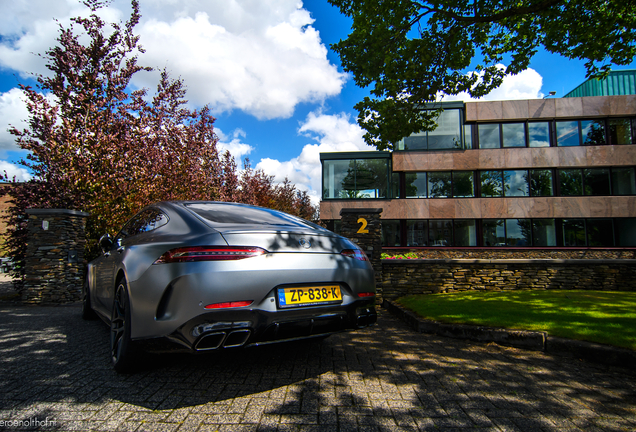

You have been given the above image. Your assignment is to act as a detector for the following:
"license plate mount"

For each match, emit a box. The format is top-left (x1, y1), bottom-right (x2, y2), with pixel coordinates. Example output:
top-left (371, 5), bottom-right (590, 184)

top-left (277, 285), bottom-right (342, 308)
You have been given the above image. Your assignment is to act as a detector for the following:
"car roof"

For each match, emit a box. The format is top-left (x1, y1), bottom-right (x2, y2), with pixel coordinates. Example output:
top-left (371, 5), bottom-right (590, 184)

top-left (156, 201), bottom-right (328, 234)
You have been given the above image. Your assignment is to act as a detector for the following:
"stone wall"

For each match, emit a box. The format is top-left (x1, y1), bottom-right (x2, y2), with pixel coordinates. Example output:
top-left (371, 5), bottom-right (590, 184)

top-left (339, 208), bottom-right (383, 300)
top-left (22, 209), bottom-right (89, 304)
top-left (382, 248), bottom-right (636, 260)
top-left (381, 259), bottom-right (636, 300)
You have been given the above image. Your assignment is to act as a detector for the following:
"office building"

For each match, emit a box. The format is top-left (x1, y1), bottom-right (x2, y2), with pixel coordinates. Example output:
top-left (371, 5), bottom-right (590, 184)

top-left (320, 91), bottom-right (636, 248)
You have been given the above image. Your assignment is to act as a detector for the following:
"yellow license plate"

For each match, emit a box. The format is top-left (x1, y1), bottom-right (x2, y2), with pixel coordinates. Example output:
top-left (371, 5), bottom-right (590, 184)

top-left (278, 286), bottom-right (342, 308)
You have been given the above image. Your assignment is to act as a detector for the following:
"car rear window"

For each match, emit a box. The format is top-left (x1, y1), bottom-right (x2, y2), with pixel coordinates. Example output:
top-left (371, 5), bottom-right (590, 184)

top-left (185, 203), bottom-right (317, 229)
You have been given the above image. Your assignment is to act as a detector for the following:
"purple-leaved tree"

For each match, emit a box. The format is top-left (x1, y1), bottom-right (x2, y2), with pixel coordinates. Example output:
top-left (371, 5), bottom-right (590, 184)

top-left (2, 0), bottom-right (316, 286)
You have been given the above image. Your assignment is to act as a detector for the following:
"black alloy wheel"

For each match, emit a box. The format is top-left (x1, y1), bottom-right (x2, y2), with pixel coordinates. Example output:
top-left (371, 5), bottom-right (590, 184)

top-left (110, 279), bottom-right (138, 373)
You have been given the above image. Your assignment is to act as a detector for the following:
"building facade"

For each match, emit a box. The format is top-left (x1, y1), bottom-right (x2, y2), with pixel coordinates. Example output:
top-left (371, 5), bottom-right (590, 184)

top-left (320, 95), bottom-right (636, 249)
top-left (564, 70), bottom-right (636, 98)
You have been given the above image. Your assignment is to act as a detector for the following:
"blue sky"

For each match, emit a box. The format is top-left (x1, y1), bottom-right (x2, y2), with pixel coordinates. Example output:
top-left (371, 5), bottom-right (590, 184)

top-left (0, 0), bottom-right (634, 203)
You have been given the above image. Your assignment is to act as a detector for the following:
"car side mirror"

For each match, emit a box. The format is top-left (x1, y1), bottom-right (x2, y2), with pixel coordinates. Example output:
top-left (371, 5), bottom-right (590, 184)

top-left (99, 234), bottom-right (113, 254)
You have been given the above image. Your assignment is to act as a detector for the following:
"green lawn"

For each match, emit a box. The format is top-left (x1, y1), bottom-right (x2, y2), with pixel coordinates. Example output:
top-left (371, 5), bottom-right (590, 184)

top-left (397, 290), bottom-right (636, 350)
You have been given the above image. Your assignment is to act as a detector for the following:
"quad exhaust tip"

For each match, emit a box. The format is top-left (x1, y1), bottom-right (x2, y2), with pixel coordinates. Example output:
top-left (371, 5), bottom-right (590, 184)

top-left (195, 329), bottom-right (252, 351)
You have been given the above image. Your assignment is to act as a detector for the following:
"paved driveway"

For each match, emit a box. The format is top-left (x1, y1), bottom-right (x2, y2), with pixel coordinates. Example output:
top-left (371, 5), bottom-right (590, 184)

top-left (0, 305), bottom-right (634, 432)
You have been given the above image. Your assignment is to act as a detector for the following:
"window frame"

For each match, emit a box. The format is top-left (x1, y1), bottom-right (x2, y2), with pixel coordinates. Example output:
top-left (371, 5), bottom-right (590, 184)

top-left (320, 152), bottom-right (393, 200)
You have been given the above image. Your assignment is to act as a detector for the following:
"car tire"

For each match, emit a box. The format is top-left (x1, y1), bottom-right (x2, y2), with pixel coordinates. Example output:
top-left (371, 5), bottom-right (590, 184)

top-left (81, 278), bottom-right (97, 320)
top-left (110, 279), bottom-right (139, 373)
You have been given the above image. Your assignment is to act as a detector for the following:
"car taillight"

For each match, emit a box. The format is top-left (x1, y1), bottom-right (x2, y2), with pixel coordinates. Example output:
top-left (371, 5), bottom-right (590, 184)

top-left (154, 246), bottom-right (267, 264)
top-left (341, 249), bottom-right (369, 261)
top-left (357, 292), bottom-right (375, 297)
top-left (204, 301), bottom-right (253, 309)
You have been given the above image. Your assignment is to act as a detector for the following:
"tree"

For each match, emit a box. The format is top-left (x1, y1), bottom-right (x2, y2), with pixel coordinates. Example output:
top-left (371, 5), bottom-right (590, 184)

top-left (2, 0), bottom-right (317, 284)
top-left (236, 160), bottom-right (317, 221)
top-left (328, 0), bottom-right (636, 150)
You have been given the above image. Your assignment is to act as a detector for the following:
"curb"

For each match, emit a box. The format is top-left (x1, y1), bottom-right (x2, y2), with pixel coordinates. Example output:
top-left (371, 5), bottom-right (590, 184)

top-left (383, 299), bottom-right (636, 369)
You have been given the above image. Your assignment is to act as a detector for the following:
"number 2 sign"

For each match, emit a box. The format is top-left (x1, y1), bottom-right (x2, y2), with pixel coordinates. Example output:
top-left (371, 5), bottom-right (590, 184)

top-left (357, 217), bottom-right (369, 234)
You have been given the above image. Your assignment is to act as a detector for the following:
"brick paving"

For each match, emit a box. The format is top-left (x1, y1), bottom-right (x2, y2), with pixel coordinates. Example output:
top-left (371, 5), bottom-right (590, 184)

top-left (0, 304), bottom-right (635, 431)
top-left (0, 274), bottom-right (17, 301)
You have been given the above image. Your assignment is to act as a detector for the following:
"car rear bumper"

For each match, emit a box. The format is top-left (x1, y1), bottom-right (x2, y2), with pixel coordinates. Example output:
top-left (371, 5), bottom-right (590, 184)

top-left (162, 299), bottom-right (377, 351)
top-left (128, 252), bottom-right (375, 340)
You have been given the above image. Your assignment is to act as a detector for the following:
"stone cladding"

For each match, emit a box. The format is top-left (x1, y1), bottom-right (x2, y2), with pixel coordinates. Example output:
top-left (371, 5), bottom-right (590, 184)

top-left (381, 258), bottom-right (636, 300)
top-left (339, 208), bottom-right (383, 300)
top-left (382, 248), bottom-right (636, 260)
top-left (22, 209), bottom-right (89, 304)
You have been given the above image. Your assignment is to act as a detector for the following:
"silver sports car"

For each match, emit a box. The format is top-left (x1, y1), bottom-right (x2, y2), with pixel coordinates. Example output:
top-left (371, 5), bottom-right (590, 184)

top-left (82, 201), bottom-right (377, 372)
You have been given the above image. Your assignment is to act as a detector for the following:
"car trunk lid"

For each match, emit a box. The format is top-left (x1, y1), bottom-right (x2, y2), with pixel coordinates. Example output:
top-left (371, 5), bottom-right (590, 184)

top-left (219, 226), bottom-right (352, 253)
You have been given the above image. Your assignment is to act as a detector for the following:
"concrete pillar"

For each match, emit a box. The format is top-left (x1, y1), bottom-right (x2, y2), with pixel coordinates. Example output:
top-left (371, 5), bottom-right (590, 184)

top-left (339, 208), bottom-right (383, 301)
top-left (22, 209), bottom-right (89, 304)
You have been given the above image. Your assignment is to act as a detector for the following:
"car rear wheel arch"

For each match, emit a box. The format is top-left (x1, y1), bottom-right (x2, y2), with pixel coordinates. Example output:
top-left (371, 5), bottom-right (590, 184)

top-left (110, 277), bottom-right (140, 372)
top-left (81, 277), bottom-right (97, 320)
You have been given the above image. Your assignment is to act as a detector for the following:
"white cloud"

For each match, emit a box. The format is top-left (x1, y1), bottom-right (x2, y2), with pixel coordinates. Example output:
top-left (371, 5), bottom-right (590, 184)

top-left (135, 4), bottom-right (345, 119)
top-left (0, 0), bottom-right (346, 120)
top-left (0, 1), bottom-right (124, 79)
top-left (441, 65), bottom-right (544, 101)
top-left (0, 160), bottom-right (31, 181)
top-left (256, 111), bottom-right (374, 204)
top-left (0, 88), bottom-right (30, 150)
top-left (216, 127), bottom-right (254, 163)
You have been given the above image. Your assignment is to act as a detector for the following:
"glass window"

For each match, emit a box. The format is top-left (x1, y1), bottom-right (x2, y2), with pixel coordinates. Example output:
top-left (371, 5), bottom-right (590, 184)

top-left (323, 159), bottom-right (355, 199)
top-left (401, 131), bottom-right (427, 150)
top-left (399, 109), bottom-right (463, 150)
top-left (587, 219), bottom-right (614, 246)
top-left (428, 172), bottom-right (452, 198)
top-left (506, 219), bottom-right (531, 246)
top-left (428, 220), bottom-right (452, 246)
top-left (581, 120), bottom-right (606, 146)
top-left (533, 219), bottom-right (556, 246)
top-left (504, 170), bottom-right (529, 197)
top-left (478, 124), bottom-right (500, 149)
top-left (118, 209), bottom-right (168, 240)
top-left (464, 125), bottom-right (473, 149)
top-left (616, 218), bottom-right (636, 246)
top-left (563, 219), bottom-right (586, 246)
top-left (528, 122), bottom-right (550, 147)
top-left (428, 109), bottom-right (463, 150)
top-left (453, 171), bottom-right (475, 197)
top-left (406, 220), bottom-right (427, 246)
top-left (454, 220), bottom-right (477, 246)
top-left (559, 169), bottom-right (583, 196)
top-left (391, 173), bottom-right (401, 198)
top-left (322, 158), bottom-right (389, 199)
top-left (355, 159), bottom-right (389, 198)
top-left (381, 220), bottom-right (401, 247)
top-left (483, 219), bottom-right (505, 246)
top-left (185, 203), bottom-right (316, 228)
top-left (145, 210), bottom-right (169, 232)
top-left (530, 169), bottom-right (554, 196)
top-left (502, 123), bottom-right (526, 147)
top-left (480, 171), bottom-right (503, 197)
top-left (611, 167), bottom-right (636, 195)
top-left (405, 173), bottom-right (427, 198)
top-left (609, 118), bottom-right (632, 145)
top-left (556, 121), bottom-right (580, 146)
top-left (583, 168), bottom-right (611, 195)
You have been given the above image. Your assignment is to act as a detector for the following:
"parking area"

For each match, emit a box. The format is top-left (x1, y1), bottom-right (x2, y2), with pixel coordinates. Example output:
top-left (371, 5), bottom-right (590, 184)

top-left (0, 304), bottom-right (635, 431)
